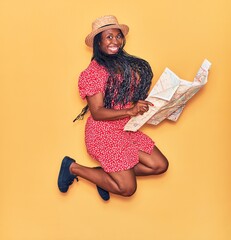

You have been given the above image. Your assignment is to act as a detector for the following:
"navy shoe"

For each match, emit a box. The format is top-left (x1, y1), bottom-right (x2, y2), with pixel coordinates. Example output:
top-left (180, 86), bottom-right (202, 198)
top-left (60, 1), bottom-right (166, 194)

top-left (96, 185), bottom-right (110, 201)
top-left (94, 167), bottom-right (110, 201)
top-left (58, 156), bottom-right (78, 193)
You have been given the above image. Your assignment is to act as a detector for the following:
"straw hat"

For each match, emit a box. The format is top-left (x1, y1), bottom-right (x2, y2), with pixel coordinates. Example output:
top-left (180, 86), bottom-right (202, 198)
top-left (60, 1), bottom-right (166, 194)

top-left (85, 15), bottom-right (129, 47)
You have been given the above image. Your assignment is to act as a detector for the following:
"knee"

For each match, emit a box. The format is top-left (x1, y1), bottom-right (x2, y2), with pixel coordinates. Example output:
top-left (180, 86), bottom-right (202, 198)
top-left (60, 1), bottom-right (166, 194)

top-left (159, 158), bottom-right (169, 174)
top-left (119, 184), bottom-right (137, 197)
top-left (152, 157), bottom-right (169, 175)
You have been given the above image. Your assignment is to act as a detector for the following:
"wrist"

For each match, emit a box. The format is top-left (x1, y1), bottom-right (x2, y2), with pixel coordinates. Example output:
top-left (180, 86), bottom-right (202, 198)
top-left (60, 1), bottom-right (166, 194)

top-left (125, 108), bottom-right (134, 117)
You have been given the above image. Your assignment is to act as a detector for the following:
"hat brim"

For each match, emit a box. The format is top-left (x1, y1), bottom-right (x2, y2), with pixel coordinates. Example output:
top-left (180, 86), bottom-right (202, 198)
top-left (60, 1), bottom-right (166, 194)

top-left (85, 24), bottom-right (129, 48)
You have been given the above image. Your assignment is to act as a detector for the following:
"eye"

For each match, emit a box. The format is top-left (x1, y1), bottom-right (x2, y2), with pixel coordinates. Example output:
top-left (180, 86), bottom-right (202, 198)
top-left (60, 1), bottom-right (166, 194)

top-left (117, 34), bottom-right (122, 39)
top-left (106, 35), bottom-right (113, 39)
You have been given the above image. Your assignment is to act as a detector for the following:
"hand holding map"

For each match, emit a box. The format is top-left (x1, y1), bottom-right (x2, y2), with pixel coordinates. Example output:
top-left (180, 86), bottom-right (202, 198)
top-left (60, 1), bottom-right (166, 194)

top-left (124, 59), bottom-right (212, 132)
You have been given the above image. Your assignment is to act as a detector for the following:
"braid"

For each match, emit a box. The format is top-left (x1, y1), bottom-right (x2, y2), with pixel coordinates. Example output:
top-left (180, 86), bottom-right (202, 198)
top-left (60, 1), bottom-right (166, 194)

top-left (93, 32), bottom-right (153, 108)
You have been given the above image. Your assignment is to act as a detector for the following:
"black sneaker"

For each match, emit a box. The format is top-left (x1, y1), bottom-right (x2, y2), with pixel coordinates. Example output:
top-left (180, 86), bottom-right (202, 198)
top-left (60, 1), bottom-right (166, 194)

top-left (96, 185), bottom-right (110, 201)
top-left (58, 156), bottom-right (78, 193)
top-left (94, 167), bottom-right (110, 201)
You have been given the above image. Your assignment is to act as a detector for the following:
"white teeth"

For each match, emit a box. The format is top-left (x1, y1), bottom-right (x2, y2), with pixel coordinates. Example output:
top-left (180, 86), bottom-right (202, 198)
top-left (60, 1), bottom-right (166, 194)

top-left (107, 46), bottom-right (119, 54)
top-left (108, 47), bottom-right (119, 53)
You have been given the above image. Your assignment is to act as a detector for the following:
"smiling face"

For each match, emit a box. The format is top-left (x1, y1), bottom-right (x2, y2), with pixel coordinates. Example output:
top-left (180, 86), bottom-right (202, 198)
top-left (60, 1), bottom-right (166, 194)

top-left (99, 28), bottom-right (124, 55)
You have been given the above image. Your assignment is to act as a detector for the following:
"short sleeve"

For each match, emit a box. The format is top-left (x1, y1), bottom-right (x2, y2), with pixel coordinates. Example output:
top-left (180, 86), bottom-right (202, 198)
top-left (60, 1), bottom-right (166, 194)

top-left (78, 60), bottom-right (108, 99)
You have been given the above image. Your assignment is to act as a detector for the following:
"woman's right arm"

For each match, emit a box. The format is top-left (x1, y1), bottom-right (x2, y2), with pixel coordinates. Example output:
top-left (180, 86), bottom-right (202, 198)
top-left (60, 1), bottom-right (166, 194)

top-left (86, 92), bottom-right (153, 121)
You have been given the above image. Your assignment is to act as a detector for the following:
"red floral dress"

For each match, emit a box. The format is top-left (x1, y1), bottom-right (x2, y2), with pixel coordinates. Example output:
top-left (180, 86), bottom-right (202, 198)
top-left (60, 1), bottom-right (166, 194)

top-left (78, 60), bottom-right (154, 173)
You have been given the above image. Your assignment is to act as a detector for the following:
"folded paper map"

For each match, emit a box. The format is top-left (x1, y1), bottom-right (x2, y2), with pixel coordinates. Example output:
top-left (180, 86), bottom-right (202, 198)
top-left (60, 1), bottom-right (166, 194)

top-left (124, 59), bottom-right (212, 132)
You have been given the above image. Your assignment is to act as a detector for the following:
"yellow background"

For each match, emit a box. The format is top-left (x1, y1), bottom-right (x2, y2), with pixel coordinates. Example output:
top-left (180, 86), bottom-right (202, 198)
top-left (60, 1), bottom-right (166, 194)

top-left (1, 0), bottom-right (230, 239)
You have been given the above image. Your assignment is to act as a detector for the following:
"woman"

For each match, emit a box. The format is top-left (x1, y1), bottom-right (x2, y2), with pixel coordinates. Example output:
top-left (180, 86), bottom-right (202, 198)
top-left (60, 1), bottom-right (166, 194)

top-left (58, 15), bottom-right (169, 201)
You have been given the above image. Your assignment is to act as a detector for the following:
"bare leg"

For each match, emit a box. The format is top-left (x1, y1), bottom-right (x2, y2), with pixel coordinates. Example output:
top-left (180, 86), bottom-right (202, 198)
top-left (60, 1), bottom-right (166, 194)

top-left (63, 146), bottom-right (167, 197)
top-left (70, 163), bottom-right (137, 197)
top-left (134, 146), bottom-right (169, 176)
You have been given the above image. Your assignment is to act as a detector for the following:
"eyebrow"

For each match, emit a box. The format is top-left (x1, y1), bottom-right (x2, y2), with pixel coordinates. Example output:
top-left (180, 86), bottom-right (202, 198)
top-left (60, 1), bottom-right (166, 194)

top-left (104, 32), bottom-right (122, 37)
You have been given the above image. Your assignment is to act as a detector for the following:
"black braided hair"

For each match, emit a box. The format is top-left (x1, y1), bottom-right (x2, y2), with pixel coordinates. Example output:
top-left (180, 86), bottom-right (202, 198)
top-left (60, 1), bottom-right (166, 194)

top-left (92, 31), bottom-right (153, 109)
top-left (73, 30), bottom-right (153, 122)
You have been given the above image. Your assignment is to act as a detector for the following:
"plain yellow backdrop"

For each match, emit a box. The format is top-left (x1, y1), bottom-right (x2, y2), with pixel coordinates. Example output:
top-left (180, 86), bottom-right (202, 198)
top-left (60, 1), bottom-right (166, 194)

top-left (1, 0), bottom-right (230, 240)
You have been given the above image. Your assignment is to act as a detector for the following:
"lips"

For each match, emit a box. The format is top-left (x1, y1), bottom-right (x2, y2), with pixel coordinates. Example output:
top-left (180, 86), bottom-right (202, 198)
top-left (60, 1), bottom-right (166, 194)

top-left (108, 46), bottom-right (120, 54)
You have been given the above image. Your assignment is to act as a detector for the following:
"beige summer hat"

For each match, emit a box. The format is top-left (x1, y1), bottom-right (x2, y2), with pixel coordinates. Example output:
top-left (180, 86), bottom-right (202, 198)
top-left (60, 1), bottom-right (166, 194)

top-left (85, 15), bottom-right (129, 48)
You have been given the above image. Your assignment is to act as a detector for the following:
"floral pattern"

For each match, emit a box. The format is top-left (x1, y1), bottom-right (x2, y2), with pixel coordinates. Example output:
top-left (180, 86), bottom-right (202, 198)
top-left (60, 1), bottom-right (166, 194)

top-left (78, 60), bottom-right (154, 173)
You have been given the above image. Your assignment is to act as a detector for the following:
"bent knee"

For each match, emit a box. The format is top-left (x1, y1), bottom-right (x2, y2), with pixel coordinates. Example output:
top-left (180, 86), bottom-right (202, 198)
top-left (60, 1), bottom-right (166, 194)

top-left (158, 159), bottom-right (169, 174)
top-left (119, 185), bottom-right (137, 197)
top-left (152, 158), bottom-right (169, 175)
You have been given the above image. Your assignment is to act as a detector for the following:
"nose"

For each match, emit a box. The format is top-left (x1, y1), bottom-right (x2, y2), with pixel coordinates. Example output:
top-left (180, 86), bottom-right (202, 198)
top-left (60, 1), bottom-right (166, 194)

top-left (111, 37), bottom-right (119, 44)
